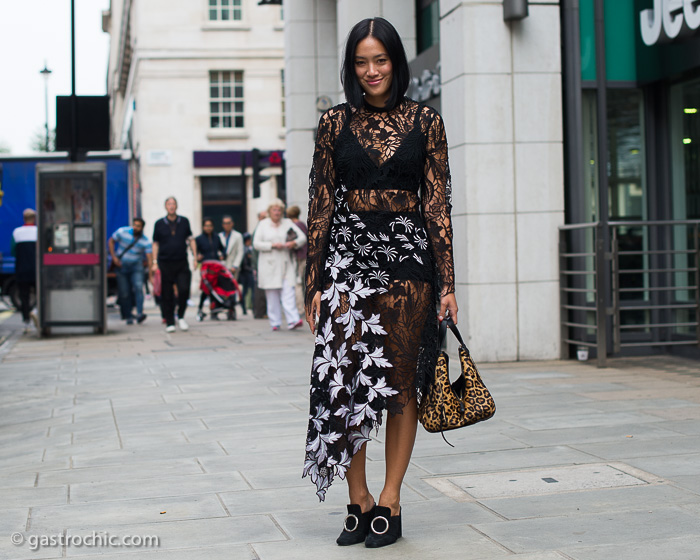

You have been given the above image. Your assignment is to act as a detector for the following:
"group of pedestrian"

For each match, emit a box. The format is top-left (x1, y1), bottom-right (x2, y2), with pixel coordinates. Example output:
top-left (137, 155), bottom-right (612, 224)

top-left (107, 195), bottom-right (308, 334)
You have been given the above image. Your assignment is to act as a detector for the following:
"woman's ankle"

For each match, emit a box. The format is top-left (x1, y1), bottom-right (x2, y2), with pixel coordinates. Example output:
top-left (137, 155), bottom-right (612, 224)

top-left (378, 493), bottom-right (401, 516)
top-left (349, 491), bottom-right (374, 513)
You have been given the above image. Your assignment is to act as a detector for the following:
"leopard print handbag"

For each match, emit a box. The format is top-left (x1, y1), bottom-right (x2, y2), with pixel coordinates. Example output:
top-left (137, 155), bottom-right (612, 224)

top-left (418, 316), bottom-right (496, 445)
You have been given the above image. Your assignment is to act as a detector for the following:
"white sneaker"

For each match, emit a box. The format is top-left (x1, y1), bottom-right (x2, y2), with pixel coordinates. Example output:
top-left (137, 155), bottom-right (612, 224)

top-left (178, 318), bottom-right (189, 331)
top-left (165, 325), bottom-right (176, 333)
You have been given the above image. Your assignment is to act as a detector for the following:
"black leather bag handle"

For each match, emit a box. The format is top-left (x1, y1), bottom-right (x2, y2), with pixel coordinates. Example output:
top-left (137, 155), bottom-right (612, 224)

top-left (438, 316), bottom-right (469, 354)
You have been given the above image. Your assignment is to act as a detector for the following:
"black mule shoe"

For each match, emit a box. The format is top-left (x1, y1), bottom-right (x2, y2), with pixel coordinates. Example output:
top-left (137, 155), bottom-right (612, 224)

top-left (336, 503), bottom-right (376, 546)
top-left (365, 505), bottom-right (401, 548)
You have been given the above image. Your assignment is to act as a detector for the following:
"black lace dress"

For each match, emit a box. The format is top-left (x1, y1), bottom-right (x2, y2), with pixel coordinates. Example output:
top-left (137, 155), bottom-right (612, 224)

top-left (303, 96), bottom-right (455, 500)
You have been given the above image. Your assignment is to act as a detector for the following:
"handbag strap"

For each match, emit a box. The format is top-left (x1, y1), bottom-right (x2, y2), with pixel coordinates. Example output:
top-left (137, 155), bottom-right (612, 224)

top-left (117, 235), bottom-right (141, 260)
top-left (436, 316), bottom-right (469, 448)
top-left (438, 316), bottom-right (469, 353)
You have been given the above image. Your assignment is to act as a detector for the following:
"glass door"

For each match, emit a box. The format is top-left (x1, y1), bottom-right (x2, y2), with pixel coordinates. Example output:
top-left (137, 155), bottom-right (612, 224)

top-left (670, 78), bottom-right (700, 338)
top-left (581, 88), bottom-right (648, 318)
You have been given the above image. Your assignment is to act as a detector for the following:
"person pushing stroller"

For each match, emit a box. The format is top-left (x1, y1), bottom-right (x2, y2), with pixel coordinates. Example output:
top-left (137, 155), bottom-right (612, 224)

top-left (195, 217), bottom-right (242, 320)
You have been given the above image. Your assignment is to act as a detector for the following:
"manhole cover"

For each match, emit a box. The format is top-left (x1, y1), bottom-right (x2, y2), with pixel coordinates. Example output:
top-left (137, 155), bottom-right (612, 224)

top-left (428, 464), bottom-right (648, 499)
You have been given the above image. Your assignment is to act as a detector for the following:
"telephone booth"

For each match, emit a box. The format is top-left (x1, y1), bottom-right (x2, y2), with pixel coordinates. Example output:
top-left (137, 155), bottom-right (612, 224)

top-left (36, 163), bottom-right (107, 336)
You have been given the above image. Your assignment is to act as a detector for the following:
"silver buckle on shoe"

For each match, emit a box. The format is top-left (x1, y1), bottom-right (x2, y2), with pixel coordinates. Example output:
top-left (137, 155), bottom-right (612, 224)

top-left (343, 513), bottom-right (359, 532)
top-left (370, 515), bottom-right (389, 535)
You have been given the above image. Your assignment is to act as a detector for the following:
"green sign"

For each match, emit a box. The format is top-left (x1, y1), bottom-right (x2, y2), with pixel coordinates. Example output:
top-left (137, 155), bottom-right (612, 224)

top-left (580, 0), bottom-right (700, 83)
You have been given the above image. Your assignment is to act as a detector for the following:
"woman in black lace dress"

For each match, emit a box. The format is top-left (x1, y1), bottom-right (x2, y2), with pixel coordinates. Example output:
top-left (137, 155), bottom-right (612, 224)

top-left (303, 17), bottom-right (457, 548)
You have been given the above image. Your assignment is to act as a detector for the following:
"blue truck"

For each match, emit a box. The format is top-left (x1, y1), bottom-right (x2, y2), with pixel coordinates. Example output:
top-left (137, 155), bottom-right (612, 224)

top-left (0, 152), bottom-right (131, 308)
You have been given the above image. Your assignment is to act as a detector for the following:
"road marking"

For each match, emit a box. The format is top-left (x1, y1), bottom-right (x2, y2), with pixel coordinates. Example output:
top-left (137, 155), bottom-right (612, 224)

top-left (0, 310), bottom-right (14, 324)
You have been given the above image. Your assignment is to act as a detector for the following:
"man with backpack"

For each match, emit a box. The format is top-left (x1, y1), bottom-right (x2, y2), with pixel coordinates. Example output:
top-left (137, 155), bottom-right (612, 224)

top-left (109, 217), bottom-right (153, 325)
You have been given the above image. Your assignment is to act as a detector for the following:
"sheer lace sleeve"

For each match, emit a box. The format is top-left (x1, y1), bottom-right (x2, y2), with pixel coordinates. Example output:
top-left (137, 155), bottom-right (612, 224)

top-left (421, 109), bottom-right (455, 296)
top-left (305, 108), bottom-right (340, 311)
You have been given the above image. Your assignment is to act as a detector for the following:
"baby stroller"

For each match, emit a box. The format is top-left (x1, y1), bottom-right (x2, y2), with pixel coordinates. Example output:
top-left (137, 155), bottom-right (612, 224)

top-left (197, 260), bottom-right (242, 321)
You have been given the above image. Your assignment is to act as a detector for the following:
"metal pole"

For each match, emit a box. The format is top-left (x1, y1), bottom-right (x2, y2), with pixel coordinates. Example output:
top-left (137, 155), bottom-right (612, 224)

top-left (561, 0), bottom-right (589, 350)
top-left (611, 227), bottom-right (620, 354)
top-left (40, 63), bottom-right (52, 152)
top-left (594, 0), bottom-right (610, 363)
top-left (559, 228), bottom-right (569, 360)
top-left (44, 79), bottom-right (49, 151)
top-left (695, 224), bottom-right (700, 347)
top-left (70, 0), bottom-right (78, 162)
top-left (595, 222), bottom-right (607, 367)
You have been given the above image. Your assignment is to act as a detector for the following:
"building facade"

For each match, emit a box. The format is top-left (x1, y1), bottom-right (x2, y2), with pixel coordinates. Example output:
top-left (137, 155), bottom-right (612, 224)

top-left (104, 0), bottom-right (286, 234)
top-left (284, 0), bottom-right (700, 362)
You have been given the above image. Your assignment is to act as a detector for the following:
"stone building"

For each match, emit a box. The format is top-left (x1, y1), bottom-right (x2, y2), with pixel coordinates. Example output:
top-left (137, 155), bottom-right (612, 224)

top-left (104, 0), bottom-right (286, 233)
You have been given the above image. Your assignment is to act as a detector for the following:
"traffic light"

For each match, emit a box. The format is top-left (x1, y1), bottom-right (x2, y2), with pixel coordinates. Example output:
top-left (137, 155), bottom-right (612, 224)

top-left (252, 149), bottom-right (283, 199)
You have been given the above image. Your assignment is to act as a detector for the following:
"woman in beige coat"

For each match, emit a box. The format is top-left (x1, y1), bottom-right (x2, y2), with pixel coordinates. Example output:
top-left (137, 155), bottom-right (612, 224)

top-left (253, 199), bottom-right (307, 330)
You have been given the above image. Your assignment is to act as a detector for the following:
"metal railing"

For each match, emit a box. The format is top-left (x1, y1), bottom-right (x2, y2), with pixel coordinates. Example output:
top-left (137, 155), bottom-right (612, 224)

top-left (559, 220), bottom-right (700, 367)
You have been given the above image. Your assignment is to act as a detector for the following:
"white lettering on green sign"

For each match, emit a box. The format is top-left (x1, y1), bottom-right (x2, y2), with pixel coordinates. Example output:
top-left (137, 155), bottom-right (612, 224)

top-left (640, 0), bottom-right (700, 46)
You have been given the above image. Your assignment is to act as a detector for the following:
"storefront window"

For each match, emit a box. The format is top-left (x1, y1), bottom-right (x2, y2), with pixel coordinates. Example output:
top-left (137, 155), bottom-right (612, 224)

top-left (582, 88), bottom-right (648, 323)
top-left (671, 78), bottom-right (700, 222)
top-left (670, 78), bottom-right (700, 319)
top-left (200, 176), bottom-right (247, 233)
top-left (581, 89), bottom-right (647, 222)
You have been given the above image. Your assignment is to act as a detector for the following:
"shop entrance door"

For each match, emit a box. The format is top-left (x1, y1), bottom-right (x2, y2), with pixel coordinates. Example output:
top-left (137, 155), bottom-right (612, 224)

top-left (670, 78), bottom-right (700, 342)
top-left (200, 176), bottom-right (247, 235)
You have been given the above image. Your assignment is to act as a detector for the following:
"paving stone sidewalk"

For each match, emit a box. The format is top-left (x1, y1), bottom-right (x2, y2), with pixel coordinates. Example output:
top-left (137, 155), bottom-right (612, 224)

top-left (1, 302), bottom-right (700, 559)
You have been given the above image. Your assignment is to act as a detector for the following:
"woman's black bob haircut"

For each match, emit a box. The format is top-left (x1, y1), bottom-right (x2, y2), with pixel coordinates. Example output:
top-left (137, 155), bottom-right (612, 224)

top-left (341, 17), bottom-right (410, 111)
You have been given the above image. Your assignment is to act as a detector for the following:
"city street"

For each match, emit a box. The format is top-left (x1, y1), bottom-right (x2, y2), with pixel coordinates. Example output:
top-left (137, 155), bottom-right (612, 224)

top-left (1, 301), bottom-right (700, 559)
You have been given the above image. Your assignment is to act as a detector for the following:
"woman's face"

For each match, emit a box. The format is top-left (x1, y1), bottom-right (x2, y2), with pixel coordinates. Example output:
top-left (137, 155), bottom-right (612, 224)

top-left (203, 221), bottom-right (214, 235)
top-left (354, 36), bottom-right (393, 106)
top-left (269, 206), bottom-right (283, 223)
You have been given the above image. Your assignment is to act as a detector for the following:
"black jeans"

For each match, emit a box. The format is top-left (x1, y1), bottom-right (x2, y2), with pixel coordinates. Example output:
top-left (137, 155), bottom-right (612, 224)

top-left (239, 270), bottom-right (254, 313)
top-left (17, 281), bottom-right (34, 323)
top-left (159, 259), bottom-right (191, 326)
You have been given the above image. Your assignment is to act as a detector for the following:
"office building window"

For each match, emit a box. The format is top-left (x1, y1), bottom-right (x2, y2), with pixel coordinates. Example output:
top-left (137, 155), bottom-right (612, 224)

top-left (210, 71), bottom-right (244, 129)
top-left (208, 0), bottom-right (242, 22)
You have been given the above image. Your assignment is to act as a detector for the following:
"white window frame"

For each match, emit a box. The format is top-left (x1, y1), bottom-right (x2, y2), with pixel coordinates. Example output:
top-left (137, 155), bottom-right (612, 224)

top-left (207, 0), bottom-right (243, 22)
top-left (209, 71), bottom-right (245, 130)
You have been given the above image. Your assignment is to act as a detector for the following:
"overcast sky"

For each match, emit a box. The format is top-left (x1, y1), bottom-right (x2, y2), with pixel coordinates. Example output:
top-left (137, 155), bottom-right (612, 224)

top-left (0, 0), bottom-right (110, 154)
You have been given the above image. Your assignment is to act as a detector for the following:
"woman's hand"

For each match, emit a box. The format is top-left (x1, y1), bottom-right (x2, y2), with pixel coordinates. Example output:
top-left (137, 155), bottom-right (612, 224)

top-left (305, 291), bottom-right (321, 334)
top-left (285, 241), bottom-right (296, 249)
top-left (439, 292), bottom-right (458, 325)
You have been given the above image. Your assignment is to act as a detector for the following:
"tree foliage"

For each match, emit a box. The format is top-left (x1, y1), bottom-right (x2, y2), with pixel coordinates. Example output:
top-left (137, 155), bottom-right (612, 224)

top-left (30, 126), bottom-right (56, 152)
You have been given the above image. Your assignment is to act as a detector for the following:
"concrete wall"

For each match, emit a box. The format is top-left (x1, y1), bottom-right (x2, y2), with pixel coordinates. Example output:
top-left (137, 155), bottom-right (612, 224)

top-left (440, 0), bottom-right (564, 361)
top-left (283, 0), bottom-right (339, 213)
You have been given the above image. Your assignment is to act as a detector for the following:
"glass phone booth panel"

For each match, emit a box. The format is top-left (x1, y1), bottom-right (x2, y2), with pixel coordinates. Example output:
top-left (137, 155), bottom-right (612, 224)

top-left (36, 164), bottom-right (107, 335)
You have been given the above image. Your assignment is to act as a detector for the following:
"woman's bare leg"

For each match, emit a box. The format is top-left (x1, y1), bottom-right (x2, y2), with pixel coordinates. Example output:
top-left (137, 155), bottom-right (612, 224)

top-left (379, 397), bottom-right (418, 515)
top-left (345, 441), bottom-right (375, 512)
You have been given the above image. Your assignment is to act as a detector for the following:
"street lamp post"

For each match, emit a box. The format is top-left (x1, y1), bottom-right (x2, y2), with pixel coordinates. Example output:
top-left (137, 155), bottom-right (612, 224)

top-left (39, 62), bottom-right (52, 152)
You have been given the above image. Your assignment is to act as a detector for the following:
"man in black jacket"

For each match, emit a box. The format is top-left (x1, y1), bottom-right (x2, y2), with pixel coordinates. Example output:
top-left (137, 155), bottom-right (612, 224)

top-left (152, 197), bottom-right (196, 333)
top-left (11, 208), bottom-right (38, 333)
